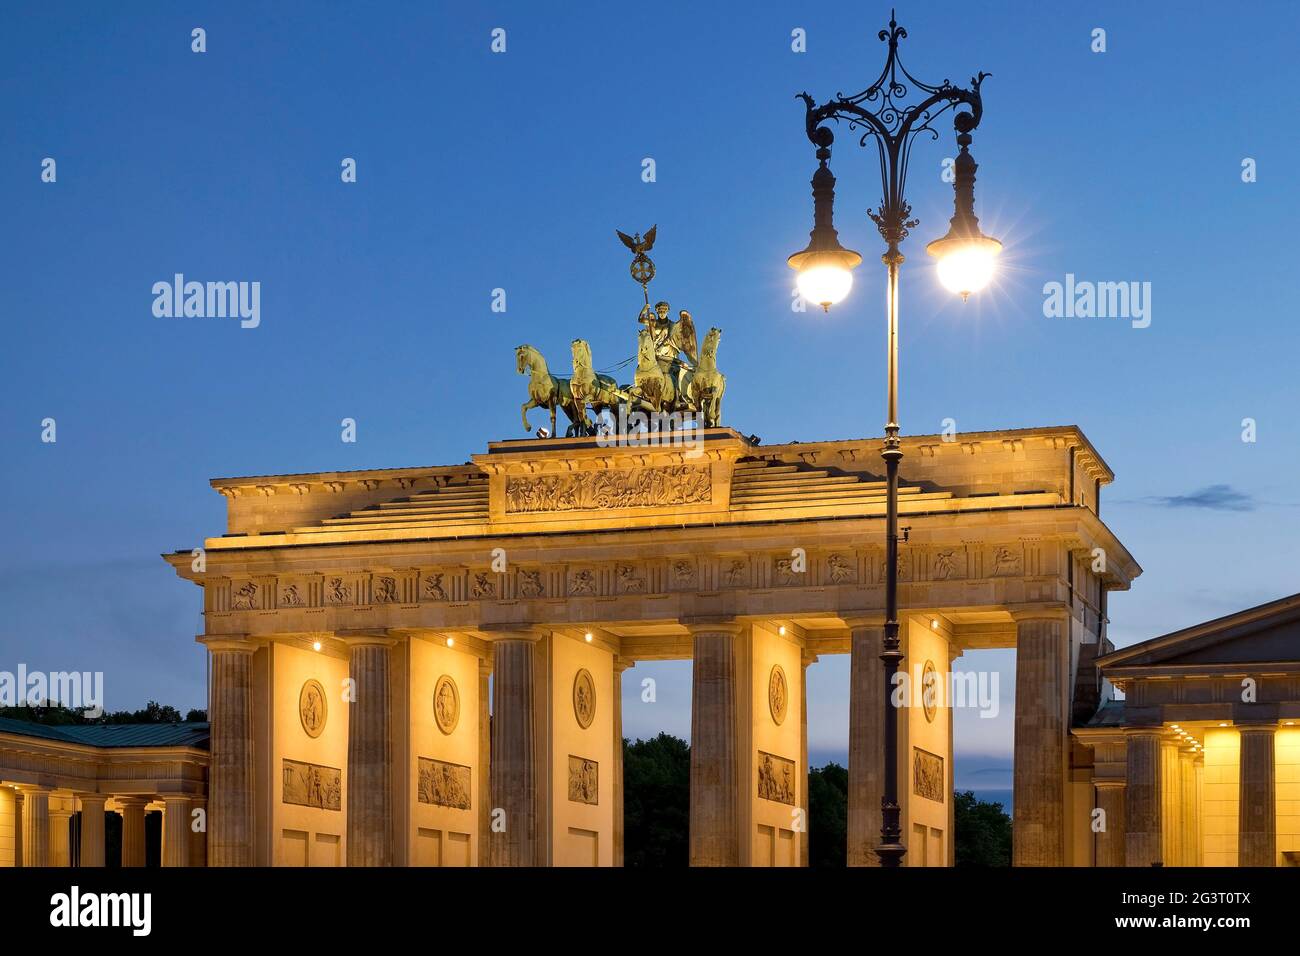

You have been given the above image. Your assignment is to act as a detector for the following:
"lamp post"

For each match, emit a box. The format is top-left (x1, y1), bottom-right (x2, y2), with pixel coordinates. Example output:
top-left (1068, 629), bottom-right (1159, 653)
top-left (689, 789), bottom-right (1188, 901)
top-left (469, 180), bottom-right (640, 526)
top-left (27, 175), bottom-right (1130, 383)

top-left (788, 12), bottom-right (999, 868)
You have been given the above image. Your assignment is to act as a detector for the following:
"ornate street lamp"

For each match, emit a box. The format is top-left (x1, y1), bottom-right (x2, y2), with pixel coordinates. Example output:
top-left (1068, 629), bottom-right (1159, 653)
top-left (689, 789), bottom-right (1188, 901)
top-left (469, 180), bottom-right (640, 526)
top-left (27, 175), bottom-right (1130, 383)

top-left (787, 12), bottom-right (998, 867)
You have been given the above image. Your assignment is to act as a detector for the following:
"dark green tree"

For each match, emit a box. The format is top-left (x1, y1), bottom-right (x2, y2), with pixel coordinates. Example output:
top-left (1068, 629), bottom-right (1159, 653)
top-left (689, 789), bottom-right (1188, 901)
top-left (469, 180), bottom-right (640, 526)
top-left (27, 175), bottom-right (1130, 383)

top-left (807, 762), bottom-right (848, 867)
top-left (623, 733), bottom-right (690, 866)
top-left (953, 790), bottom-right (1012, 866)
top-left (0, 700), bottom-right (204, 726)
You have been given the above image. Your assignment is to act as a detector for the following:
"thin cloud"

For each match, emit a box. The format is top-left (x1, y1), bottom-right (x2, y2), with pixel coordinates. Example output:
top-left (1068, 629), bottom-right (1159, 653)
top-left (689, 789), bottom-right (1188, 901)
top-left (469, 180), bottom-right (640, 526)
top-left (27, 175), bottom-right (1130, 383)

top-left (1146, 484), bottom-right (1255, 512)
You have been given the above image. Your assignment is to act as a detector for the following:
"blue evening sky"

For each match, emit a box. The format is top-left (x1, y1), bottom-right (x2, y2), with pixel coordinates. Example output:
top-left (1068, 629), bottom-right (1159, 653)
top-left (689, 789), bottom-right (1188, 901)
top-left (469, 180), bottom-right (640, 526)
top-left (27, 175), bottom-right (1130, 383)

top-left (3, 1), bottom-right (1297, 788)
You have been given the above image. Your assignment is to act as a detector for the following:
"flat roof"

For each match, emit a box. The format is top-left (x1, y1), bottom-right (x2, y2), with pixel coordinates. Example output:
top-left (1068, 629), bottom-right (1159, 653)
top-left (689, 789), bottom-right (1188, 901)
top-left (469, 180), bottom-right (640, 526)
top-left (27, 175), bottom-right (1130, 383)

top-left (0, 718), bottom-right (210, 749)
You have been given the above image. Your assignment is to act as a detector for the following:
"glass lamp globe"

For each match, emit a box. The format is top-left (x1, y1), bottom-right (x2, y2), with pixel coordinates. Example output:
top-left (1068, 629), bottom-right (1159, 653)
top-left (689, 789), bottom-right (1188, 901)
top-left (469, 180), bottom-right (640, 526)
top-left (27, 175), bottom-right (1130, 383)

top-left (788, 247), bottom-right (862, 312)
top-left (926, 234), bottom-right (1001, 301)
top-left (795, 255), bottom-right (856, 311)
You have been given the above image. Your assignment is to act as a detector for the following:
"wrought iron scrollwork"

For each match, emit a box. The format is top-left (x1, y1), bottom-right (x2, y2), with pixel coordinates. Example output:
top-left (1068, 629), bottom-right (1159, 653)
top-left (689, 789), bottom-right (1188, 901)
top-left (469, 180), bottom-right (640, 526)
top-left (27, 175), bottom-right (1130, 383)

top-left (797, 11), bottom-right (990, 253)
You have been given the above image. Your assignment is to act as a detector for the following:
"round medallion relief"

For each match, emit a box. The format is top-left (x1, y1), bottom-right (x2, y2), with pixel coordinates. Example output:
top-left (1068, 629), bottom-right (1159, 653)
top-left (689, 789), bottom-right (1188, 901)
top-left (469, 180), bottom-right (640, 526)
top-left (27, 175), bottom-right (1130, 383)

top-left (573, 668), bottom-right (596, 729)
top-left (433, 675), bottom-right (460, 735)
top-left (768, 664), bottom-right (788, 726)
top-left (921, 660), bottom-right (938, 723)
top-left (299, 679), bottom-right (327, 739)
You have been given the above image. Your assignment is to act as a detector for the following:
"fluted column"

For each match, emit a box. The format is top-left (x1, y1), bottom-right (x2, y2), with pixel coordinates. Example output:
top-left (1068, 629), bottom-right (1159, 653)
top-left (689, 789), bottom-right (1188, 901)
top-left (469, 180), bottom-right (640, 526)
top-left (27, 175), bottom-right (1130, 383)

top-left (800, 652), bottom-right (815, 868)
top-left (613, 658), bottom-right (631, 867)
top-left (490, 637), bottom-right (536, 866)
top-left (207, 640), bottom-right (256, 866)
top-left (117, 797), bottom-right (147, 868)
top-left (19, 787), bottom-right (50, 867)
top-left (49, 802), bottom-right (73, 867)
top-left (345, 636), bottom-right (396, 867)
top-left (1179, 750), bottom-right (1198, 866)
top-left (78, 795), bottom-right (106, 867)
top-left (1012, 613), bottom-right (1068, 866)
top-left (162, 796), bottom-right (192, 867)
top-left (1160, 739), bottom-right (1182, 866)
top-left (13, 792), bottom-right (22, 867)
top-left (688, 620), bottom-right (740, 866)
top-left (1238, 725), bottom-right (1276, 867)
top-left (189, 799), bottom-right (207, 868)
top-left (847, 621), bottom-right (885, 867)
top-left (1125, 730), bottom-right (1162, 866)
top-left (1193, 760), bottom-right (1204, 865)
top-left (477, 657), bottom-right (492, 865)
top-left (1095, 783), bottom-right (1126, 867)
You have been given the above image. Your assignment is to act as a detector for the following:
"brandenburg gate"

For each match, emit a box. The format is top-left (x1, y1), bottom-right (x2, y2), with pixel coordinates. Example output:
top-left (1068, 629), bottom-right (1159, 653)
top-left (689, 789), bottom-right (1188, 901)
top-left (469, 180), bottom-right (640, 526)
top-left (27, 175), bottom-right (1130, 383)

top-left (165, 421), bottom-right (1137, 867)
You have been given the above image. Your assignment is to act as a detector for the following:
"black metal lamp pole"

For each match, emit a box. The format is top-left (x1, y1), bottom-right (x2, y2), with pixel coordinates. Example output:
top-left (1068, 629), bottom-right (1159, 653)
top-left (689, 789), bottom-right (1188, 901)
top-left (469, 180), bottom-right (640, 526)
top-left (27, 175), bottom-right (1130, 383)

top-left (787, 11), bottom-right (998, 868)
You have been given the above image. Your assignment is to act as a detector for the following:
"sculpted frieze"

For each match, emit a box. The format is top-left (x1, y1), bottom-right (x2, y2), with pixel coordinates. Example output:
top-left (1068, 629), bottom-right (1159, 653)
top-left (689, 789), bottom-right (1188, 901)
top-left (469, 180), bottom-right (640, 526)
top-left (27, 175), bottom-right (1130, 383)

top-left (283, 758), bottom-right (342, 811)
top-left (757, 751), bottom-right (796, 805)
top-left (418, 756), bottom-right (471, 810)
top-left (214, 540), bottom-right (1045, 613)
top-left (912, 748), bottom-right (945, 803)
top-left (568, 756), bottom-right (598, 805)
top-left (504, 465), bottom-right (711, 514)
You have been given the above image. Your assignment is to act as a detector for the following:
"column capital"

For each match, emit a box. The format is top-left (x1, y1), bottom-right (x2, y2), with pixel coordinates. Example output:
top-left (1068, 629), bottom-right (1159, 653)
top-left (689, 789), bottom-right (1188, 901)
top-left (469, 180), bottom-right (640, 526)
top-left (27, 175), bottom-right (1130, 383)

top-left (113, 795), bottom-right (149, 810)
top-left (1123, 725), bottom-right (1165, 737)
top-left (841, 611), bottom-right (885, 629)
top-left (200, 636), bottom-right (260, 654)
top-left (681, 616), bottom-right (742, 636)
top-left (1009, 605), bottom-right (1071, 625)
top-left (337, 629), bottom-right (399, 649)
top-left (478, 623), bottom-right (546, 643)
top-left (15, 783), bottom-right (51, 795)
top-left (1237, 722), bottom-right (1278, 735)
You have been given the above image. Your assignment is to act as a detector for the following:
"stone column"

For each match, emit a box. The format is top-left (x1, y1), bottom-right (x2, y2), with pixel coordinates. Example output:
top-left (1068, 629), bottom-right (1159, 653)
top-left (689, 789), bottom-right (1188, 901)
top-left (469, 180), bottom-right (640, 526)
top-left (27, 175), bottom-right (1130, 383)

top-left (688, 621), bottom-right (740, 866)
top-left (49, 802), bottom-right (73, 867)
top-left (1193, 759), bottom-right (1204, 866)
top-left (1160, 739), bottom-right (1182, 866)
top-left (847, 620), bottom-right (885, 867)
top-left (13, 792), bottom-right (22, 867)
top-left (162, 796), bottom-right (192, 867)
top-left (1095, 783), bottom-right (1126, 867)
top-left (117, 797), bottom-right (147, 868)
top-left (1179, 750), bottom-right (1198, 867)
top-left (189, 799), bottom-right (207, 868)
top-left (207, 639), bottom-right (256, 867)
top-left (613, 658), bottom-right (631, 867)
top-left (800, 652), bottom-right (815, 868)
top-left (1125, 730), bottom-right (1162, 866)
top-left (477, 657), bottom-right (492, 866)
top-left (19, 786), bottom-right (50, 867)
top-left (1238, 724), bottom-right (1276, 867)
top-left (345, 635), bottom-right (396, 867)
top-left (78, 795), bottom-right (107, 867)
top-left (1012, 613), bottom-right (1068, 866)
top-left (490, 637), bottom-right (536, 866)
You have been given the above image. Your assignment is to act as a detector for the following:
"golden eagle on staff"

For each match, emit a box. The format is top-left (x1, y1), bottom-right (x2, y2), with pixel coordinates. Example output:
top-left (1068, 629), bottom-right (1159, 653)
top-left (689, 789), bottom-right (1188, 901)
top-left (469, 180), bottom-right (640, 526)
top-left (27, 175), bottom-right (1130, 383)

top-left (616, 224), bottom-right (656, 256)
top-left (617, 225), bottom-right (657, 303)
